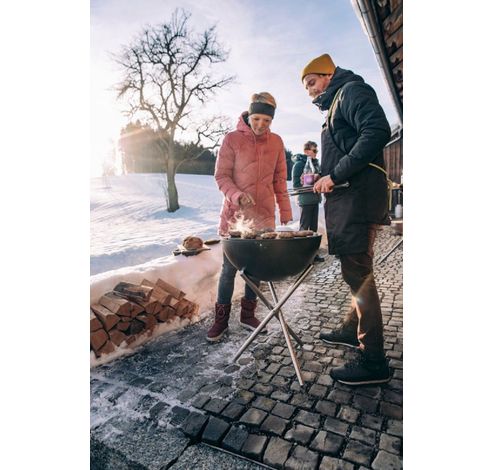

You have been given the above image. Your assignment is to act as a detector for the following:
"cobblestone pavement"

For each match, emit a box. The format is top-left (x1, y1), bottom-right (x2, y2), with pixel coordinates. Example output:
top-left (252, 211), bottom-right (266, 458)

top-left (91, 227), bottom-right (403, 469)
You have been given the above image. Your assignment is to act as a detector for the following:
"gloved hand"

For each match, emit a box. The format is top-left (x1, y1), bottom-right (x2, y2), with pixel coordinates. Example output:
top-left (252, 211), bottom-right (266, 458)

top-left (239, 193), bottom-right (255, 207)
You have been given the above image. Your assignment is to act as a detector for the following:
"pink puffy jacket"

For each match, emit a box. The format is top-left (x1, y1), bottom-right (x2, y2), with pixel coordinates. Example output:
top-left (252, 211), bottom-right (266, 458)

top-left (215, 112), bottom-right (293, 236)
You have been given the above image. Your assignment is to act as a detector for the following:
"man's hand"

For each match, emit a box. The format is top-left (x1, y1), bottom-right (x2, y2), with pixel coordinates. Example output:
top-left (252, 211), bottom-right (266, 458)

top-left (313, 175), bottom-right (335, 193)
top-left (239, 193), bottom-right (255, 207)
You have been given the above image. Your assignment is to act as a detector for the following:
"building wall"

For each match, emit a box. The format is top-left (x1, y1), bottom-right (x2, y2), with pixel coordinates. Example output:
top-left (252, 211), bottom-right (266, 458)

top-left (384, 135), bottom-right (403, 184)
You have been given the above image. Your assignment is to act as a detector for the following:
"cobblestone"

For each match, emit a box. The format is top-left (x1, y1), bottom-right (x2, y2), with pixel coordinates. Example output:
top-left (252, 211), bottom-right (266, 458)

top-left (260, 414), bottom-right (289, 436)
top-left (337, 405), bottom-right (360, 423)
top-left (315, 399), bottom-right (338, 417)
top-left (360, 414), bottom-right (384, 431)
top-left (379, 433), bottom-right (402, 454)
top-left (319, 456), bottom-right (355, 470)
top-left (343, 439), bottom-right (374, 467)
top-left (241, 433), bottom-right (268, 460)
top-left (221, 402), bottom-right (245, 421)
top-left (180, 411), bottom-right (208, 439)
top-left (284, 445), bottom-right (319, 470)
top-left (201, 416), bottom-right (230, 446)
top-left (294, 409), bottom-right (321, 428)
top-left (262, 436), bottom-right (292, 469)
top-left (310, 430), bottom-right (345, 455)
top-left (285, 423), bottom-right (315, 445)
top-left (349, 426), bottom-right (377, 446)
top-left (271, 402), bottom-right (296, 419)
top-left (222, 425), bottom-right (249, 454)
top-left (372, 450), bottom-right (403, 469)
top-left (239, 408), bottom-right (267, 427)
top-left (323, 416), bottom-right (350, 436)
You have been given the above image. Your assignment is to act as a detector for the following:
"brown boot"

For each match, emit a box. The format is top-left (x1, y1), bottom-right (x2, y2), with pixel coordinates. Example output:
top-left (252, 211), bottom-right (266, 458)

top-left (207, 303), bottom-right (231, 342)
top-left (240, 298), bottom-right (266, 333)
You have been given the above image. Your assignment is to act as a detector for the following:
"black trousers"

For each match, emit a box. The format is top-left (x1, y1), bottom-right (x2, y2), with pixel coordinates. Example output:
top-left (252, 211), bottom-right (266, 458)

top-left (299, 204), bottom-right (319, 231)
top-left (339, 225), bottom-right (384, 359)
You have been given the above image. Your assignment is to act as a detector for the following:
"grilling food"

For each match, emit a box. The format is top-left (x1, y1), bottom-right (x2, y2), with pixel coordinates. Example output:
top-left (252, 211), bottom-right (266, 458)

top-left (293, 230), bottom-right (314, 237)
top-left (278, 231), bottom-right (295, 239)
top-left (241, 231), bottom-right (257, 239)
top-left (229, 230), bottom-right (241, 238)
top-left (260, 232), bottom-right (278, 239)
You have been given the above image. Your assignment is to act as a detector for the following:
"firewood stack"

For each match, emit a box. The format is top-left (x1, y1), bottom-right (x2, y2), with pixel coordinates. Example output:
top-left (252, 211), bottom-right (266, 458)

top-left (90, 279), bottom-right (199, 358)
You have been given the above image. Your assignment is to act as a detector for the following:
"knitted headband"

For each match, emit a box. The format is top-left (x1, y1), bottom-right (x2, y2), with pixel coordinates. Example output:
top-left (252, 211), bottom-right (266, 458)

top-left (248, 102), bottom-right (275, 118)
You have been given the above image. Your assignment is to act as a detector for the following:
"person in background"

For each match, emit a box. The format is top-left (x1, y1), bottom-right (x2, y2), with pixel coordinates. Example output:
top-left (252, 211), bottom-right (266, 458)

top-left (208, 92), bottom-right (293, 342)
top-left (301, 53), bottom-right (391, 385)
top-left (291, 141), bottom-right (324, 262)
top-left (285, 149), bottom-right (294, 181)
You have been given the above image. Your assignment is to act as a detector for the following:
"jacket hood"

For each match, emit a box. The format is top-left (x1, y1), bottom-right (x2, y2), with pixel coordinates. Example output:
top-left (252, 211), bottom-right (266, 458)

top-left (292, 153), bottom-right (307, 163)
top-left (313, 66), bottom-right (365, 111)
top-left (236, 111), bottom-right (271, 141)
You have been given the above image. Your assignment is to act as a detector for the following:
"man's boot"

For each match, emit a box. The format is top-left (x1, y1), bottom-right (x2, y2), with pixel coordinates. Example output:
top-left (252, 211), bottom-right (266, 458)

top-left (329, 352), bottom-right (391, 386)
top-left (239, 298), bottom-right (266, 333)
top-left (207, 303), bottom-right (231, 342)
top-left (319, 308), bottom-right (359, 348)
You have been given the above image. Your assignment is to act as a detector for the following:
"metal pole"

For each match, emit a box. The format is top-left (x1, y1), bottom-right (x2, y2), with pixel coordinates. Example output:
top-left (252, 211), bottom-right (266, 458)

top-left (240, 272), bottom-right (303, 346)
top-left (377, 238), bottom-right (403, 265)
top-left (232, 265), bottom-right (314, 362)
top-left (268, 283), bottom-right (304, 386)
top-left (240, 275), bottom-right (303, 346)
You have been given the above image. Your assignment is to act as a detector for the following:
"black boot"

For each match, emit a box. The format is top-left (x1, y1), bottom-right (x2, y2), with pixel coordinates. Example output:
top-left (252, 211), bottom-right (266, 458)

top-left (330, 354), bottom-right (391, 386)
top-left (320, 307), bottom-right (359, 348)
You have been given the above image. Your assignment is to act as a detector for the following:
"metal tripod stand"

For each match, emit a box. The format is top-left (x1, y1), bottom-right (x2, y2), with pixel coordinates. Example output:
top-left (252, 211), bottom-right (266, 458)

top-left (232, 264), bottom-right (314, 386)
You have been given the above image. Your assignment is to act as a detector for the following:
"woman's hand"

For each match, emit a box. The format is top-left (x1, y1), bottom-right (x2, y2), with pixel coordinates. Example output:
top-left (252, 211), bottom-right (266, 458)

top-left (239, 193), bottom-right (255, 207)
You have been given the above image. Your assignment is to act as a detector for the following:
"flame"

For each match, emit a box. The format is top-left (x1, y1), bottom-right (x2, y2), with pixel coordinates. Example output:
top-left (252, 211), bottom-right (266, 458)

top-left (228, 214), bottom-right (256, 234)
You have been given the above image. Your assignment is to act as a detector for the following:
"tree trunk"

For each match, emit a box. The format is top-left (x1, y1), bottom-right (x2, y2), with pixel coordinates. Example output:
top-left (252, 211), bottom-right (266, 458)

top-left (167, 143), bottom-right (179, 212)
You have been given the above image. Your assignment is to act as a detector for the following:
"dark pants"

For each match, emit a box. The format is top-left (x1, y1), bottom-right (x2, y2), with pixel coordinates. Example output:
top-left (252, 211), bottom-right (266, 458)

top-left (299, 204), bottom-right (319, 231)
top-left (339, 226), bottom-right (384, 359)
top-left (217, 253), bottom-right (260, 305)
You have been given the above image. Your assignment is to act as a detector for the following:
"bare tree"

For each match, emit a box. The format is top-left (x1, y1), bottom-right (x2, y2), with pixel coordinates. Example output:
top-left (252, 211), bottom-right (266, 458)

top-left (114, 9), bottom-right (234, 211)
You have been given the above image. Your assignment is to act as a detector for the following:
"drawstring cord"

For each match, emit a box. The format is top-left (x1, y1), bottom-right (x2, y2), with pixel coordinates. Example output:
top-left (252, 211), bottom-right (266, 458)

top-left (328, 87), bottom-right (393, 210)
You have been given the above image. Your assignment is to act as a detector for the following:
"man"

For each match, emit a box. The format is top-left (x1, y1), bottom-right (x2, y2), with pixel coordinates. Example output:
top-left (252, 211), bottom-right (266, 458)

top-left (291, 141), bottom-right (324, 262)
top-left (301, 53), bottom-right (391, 385)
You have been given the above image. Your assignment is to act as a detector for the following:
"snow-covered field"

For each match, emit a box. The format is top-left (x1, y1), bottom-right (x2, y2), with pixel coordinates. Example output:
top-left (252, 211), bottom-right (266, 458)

top-left (90, 172), bottom-right (326, 365)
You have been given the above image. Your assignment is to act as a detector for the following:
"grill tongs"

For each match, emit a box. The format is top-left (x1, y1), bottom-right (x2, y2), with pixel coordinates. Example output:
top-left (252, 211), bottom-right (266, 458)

top-left (288, 181), bottom-right (350, 197)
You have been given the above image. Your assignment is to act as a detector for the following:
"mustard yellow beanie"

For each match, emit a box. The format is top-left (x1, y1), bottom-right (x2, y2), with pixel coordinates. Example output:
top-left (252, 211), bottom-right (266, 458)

top-left (301, 54), bottom-right (336, 82)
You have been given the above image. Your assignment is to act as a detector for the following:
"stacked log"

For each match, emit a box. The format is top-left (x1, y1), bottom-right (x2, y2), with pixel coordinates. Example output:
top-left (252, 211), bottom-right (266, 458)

top-left (90, 279), bottom-right (199, 358)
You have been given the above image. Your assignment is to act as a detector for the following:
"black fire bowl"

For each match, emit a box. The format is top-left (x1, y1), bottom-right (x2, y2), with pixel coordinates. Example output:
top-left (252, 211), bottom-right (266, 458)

top-left (222, 235), bottom-right (322, 282)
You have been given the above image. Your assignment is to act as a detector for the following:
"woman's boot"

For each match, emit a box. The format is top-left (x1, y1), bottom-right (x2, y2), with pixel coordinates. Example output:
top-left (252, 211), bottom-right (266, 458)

top-left (207, 303), bottom-right (231, 342)
top-left (239, 298), bottom-right (266, 333)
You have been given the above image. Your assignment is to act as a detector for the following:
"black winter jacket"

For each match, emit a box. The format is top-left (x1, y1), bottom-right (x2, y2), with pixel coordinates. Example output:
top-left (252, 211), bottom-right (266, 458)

top-left (314, 67), bottom-right (391, 255)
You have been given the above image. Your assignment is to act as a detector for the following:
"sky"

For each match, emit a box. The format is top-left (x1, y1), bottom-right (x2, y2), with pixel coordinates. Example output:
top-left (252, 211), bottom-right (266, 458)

top-left (91, 0), bottom-right (400, 176)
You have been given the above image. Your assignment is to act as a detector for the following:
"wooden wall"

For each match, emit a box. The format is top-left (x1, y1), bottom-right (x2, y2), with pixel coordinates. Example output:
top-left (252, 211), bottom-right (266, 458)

top-left (384, 133), bottom-right (403, 184)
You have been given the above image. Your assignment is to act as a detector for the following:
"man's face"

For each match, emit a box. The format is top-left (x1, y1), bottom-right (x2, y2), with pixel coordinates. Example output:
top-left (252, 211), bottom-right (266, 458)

top-left (303, 73), bottom-right (333, 99)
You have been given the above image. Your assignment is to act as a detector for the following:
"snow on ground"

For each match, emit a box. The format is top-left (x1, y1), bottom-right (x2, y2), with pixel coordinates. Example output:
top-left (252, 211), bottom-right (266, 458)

top-left (90, 172), bottom-right (327, 365)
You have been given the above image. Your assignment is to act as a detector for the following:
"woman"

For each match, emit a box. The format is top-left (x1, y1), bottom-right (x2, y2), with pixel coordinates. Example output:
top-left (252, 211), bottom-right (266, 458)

top-left (207, 92), bottom-right (293, 342)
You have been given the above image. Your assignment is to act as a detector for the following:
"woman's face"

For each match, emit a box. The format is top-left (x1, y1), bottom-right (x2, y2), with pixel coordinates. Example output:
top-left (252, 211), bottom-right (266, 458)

top-left (248, 113), bottom-right (273, 136)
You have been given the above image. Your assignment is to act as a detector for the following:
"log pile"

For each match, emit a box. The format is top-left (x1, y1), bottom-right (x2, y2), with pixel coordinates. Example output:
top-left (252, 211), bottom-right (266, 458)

top-left (90, 279), bottom-right (199, 358)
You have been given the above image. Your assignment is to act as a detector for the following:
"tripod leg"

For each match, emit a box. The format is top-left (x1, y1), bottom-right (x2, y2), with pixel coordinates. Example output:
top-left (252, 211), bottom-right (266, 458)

top-left (268, 282), bottom-right (303, 347)
top-left (277, 309), bottom-right (304, 386)
top-left (232, 265), bottom-right (314, 363)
